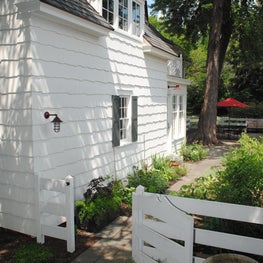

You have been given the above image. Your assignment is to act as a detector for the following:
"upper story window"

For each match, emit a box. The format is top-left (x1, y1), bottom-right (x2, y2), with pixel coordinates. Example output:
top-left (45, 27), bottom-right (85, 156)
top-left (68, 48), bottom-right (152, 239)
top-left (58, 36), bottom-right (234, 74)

top-left (119, 0), bottom-right (128, 31)
top-left (132, 1), bottom-right (140, 36)
top-left (102, 0), bottom-right (143, 37)
top-left (102, 0), bottom-right (114, 25)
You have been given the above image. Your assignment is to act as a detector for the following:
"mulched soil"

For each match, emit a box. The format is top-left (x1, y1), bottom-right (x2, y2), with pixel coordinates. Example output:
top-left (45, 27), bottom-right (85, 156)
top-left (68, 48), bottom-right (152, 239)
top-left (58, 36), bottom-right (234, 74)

top-left (0, 227), bottom-right (99, 263)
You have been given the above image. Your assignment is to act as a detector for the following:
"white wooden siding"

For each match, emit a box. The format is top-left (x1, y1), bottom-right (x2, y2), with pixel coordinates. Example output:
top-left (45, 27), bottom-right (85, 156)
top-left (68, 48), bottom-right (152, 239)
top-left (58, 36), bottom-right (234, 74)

top-left (30, 14), bottom-right (169, 199)
top-left (0, 1), bottom-right (35, 235)
top-left (0, 0), bottom-right (184, 236)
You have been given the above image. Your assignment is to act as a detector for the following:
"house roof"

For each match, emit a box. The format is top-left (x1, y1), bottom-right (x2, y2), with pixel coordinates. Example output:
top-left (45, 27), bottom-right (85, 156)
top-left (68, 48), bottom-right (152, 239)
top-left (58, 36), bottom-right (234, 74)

top-left (40, 0), bottom-right (113, 30)
top-left (40, 0), bottom-right (180, 57)
top-left (143, 22), bottom-right (181, 57)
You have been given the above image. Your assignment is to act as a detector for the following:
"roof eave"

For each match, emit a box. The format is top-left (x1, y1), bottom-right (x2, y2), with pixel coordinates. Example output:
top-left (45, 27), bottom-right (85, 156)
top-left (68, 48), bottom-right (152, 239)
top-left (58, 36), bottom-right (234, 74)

top-left (37, 2), bottom-right (113, 37)
top-left (143, 45), bottom-right (176, 60)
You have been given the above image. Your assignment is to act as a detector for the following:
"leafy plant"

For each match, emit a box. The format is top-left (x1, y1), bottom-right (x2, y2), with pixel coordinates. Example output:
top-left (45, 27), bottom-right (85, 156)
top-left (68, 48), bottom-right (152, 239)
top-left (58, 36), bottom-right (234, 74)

top-left (180, 142), bottom-right (209, 162)
top-left (75, 177), bottom-right (133, 232)
top-left (151, 155), bottom-right (180, 181)
top-left (216, 134), bottom-right (263, 207)
top-left (171, 174), bottom-right (219, 201)
top-left (127, 164), bottom-right (169, 194)
top-left (172, 134), bottom-right (263, 243)
top-left (12, 243), bottom-right (53, 263)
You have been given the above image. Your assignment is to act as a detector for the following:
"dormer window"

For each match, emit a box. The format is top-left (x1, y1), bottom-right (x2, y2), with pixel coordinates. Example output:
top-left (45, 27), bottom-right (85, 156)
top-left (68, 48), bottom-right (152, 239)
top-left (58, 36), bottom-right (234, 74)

top-left (132, 1), bottom-right (140, 36)
top-left (119, 0), bottom-right (128, 31)
top-left (102, 0), bottom-right (143, 37)
top-left (102, 0), bottom-right (114, 25)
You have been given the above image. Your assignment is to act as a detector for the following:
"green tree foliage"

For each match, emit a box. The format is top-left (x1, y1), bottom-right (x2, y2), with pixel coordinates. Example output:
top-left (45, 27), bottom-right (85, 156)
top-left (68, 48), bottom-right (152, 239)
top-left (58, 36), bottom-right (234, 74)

top-left (227, 1), bottom-right (263, 106)
top-left (151, 0), bottom-right (262, 144)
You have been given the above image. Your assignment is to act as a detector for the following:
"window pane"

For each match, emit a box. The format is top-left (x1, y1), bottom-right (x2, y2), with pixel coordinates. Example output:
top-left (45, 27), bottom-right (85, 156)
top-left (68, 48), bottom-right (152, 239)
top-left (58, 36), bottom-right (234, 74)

top-left (119, 96), bottom-right (129, 140)
top-left (102, 0), bottom-right (114, 24)
top-left (119, 0), bottom-right (128, 31)
top-left (132, 1), bottom-right (141, 36)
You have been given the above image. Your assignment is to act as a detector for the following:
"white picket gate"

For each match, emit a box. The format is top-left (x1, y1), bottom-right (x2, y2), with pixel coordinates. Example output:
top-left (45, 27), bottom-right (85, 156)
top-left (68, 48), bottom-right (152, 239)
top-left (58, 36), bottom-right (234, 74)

top-left (36, 175), bottom-right (75, 252)
top-left (132, 186), bottom-right (263, 263)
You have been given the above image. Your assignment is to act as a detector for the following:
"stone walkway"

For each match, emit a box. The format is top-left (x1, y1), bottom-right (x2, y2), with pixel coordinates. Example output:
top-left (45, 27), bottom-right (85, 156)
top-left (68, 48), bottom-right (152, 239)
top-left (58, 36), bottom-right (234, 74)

top-left (72, 140), bottom-right (239, 263)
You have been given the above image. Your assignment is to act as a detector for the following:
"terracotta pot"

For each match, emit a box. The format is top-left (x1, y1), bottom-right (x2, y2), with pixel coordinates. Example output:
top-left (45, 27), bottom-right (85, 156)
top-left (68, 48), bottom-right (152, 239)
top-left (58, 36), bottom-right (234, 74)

top-left (203, 253), bottom-right (258, 263)
top-left (170, 161), bottom-right (180, 167)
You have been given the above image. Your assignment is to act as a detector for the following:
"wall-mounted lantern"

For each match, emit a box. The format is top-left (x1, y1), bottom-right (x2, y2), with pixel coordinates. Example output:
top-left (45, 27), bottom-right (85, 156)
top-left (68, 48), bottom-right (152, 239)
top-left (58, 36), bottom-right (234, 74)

top-left (44, 112), bottom-right (63, 133)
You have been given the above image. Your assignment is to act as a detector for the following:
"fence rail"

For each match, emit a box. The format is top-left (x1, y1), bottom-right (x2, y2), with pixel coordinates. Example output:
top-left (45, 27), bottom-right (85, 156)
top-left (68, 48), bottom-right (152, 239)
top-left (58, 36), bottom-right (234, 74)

top-left (36, 175), bottom-right (75, 253)
top-left (132, 186), bottom-right (263, 263)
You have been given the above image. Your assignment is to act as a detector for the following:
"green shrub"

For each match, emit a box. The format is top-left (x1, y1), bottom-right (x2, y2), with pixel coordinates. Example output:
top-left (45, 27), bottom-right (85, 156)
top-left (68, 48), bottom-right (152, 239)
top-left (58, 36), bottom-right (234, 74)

top-left (151, 155), bottom-right (180, 181)
top-left (216, 134), bottom-right (263, 207)
top-left (172, 134), bottom-right (263, 243)
top-left (180, 142), bottom-right (209, 162)
top-left (12, 243), bottom-right (53, 263)
top-left (171, 174), bottom-right (219, 201)
top-left (127, 164), bottom-right (169, 194)
top-left (75, 178), bottom-right (129, 232)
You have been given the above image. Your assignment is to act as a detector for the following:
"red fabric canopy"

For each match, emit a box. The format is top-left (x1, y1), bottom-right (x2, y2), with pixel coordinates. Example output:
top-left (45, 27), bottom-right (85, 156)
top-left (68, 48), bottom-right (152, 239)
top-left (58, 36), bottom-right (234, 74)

top-left (217, 98), bottom-right (249, 108)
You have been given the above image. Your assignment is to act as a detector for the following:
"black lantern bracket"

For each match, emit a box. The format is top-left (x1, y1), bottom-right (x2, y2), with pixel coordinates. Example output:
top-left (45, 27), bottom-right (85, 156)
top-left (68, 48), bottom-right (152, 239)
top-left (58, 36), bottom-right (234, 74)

top-left (44, 111), bottom-right (63, 133)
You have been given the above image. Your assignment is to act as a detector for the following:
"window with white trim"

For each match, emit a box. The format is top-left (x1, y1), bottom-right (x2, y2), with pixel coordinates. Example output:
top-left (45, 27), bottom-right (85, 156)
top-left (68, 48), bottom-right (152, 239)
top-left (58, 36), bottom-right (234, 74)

top-left (102, 0), bottom-right (143, 37)
top-left (119, 0), bottom-right (128, 31)
top-left (119, 96), bottom-right (129, 140)
top-left (132, 1), bottom-right (141, 36)
top-left (112, 95), bottom-right (138, 146)
top-left (172, 95), bottom-right (185, 138)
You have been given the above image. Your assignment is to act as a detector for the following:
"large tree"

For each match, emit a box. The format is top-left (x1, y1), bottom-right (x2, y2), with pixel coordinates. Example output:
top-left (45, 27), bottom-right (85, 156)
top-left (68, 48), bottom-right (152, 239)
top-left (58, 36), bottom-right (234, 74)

top-left (151, 0), bottom-right (261, 144)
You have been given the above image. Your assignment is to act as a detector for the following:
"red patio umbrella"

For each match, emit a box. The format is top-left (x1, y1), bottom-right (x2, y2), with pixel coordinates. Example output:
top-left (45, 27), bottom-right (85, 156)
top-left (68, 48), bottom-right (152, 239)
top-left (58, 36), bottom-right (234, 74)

top-left (217, 98), bottom-right (250, 127)
top-left (217, 97), bottom-right (250, 108)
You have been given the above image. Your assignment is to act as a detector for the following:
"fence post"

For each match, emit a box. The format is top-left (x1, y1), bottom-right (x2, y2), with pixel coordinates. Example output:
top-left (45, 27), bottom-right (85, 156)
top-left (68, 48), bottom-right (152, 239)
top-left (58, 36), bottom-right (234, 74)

top-left (65, 175), bottom-right (75, 253)
top-left (132, 185), bottom-right (145, 262)
top-left (35, 173), bottom-right (45, 244)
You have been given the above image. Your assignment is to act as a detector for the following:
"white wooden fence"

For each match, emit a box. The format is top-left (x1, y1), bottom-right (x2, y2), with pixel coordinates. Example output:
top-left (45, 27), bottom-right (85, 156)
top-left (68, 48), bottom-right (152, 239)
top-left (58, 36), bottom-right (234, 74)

top-left (132, 186), bottom-right (263, 263)
top-left (36, 175), bottom-right (75, 252)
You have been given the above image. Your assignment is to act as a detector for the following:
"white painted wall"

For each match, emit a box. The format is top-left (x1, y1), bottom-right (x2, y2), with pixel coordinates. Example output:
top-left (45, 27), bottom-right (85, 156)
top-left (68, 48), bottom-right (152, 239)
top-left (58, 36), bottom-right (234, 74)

top-left (0, 0), bottom-right (36, 235)
top-left (30, 12), bottom-right (169, 199)
top-left (0, 0), bottom-right (186, 236)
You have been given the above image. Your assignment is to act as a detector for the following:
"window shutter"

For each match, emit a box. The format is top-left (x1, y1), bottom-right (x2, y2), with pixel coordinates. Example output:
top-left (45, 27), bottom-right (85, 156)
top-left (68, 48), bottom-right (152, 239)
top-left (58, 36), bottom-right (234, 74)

top-left (112, 95), bottom-right (120, 147)
top-left (132, 96), bottom-right (138, 142)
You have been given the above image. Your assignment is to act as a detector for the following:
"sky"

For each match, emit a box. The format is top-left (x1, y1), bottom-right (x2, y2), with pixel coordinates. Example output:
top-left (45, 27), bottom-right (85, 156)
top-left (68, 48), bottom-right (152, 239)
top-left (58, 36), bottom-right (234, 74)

top-left (147, 0), bottom-right (154, 13)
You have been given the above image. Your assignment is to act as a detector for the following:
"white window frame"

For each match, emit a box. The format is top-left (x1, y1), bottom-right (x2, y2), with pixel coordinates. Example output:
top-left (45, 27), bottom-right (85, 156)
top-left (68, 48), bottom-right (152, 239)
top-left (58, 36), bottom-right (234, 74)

top-left (132, 1), bottom-right (141, 36)
top-left (100, 0), bottom-right (144, 37)
top-left (119, 95), bottom-right (131, 143)
top-left (172, 94), bottom-right (185, 139)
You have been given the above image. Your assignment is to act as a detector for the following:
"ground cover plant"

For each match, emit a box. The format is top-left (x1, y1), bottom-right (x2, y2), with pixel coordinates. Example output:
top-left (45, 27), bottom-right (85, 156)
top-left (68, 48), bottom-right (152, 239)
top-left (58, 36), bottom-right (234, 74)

top-left (127, 155), bottom-right (187, 194)
top-left (180, 142), bottom-right (209, 162)
top-left (75, 177), bottom-right (133, 232)
top-left (175, 134), bottom-right (263, 207)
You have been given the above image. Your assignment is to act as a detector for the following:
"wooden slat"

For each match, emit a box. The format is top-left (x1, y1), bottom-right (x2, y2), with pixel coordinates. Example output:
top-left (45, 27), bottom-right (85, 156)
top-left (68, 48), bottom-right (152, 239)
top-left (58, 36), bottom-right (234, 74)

top-left (144, 218), bottom-right (186, 241)
top-left (41, 224), bottom-right (67, 240)
top-left (194, 256), bottom-right (205, 263)
top-left (40, 202), bottom-right (66, 216)
top-left (195, 228), bottom-right (263, 256)
top-left (138, 225), bottom-right (189, 263)
top-left (134, 250), bottom-right (157, 263)
top-left (166, 195), bottom-right (263, 224)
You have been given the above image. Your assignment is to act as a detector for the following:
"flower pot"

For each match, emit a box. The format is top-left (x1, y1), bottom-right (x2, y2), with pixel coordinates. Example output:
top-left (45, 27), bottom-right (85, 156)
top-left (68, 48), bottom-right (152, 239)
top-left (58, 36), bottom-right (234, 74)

top-left (170, 161), bottom-right (180, 167)
top-left (203, 254), bottom-right (258, 263)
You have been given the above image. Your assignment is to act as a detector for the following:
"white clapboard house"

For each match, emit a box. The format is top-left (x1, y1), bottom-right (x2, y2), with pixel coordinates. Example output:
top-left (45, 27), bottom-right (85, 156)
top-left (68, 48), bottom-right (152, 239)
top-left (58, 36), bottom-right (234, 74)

top-left (0, 0), bottom-right (190, 238)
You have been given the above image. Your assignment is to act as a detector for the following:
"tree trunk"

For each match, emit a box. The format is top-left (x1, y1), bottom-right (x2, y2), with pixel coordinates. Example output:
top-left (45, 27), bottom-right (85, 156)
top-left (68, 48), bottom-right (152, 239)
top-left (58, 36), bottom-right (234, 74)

top-left (197, 0), bottom-right (232, 145)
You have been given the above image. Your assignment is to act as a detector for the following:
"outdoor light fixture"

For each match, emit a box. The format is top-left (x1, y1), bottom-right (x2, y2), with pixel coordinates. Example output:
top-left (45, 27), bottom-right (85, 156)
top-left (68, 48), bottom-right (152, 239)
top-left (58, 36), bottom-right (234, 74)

top-left (44, 111), bottom-right (63, 133)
